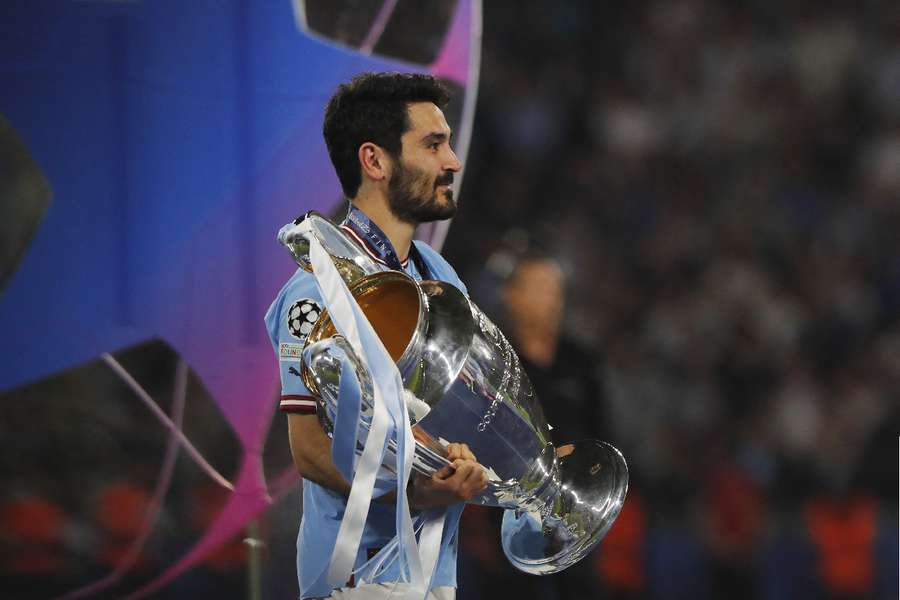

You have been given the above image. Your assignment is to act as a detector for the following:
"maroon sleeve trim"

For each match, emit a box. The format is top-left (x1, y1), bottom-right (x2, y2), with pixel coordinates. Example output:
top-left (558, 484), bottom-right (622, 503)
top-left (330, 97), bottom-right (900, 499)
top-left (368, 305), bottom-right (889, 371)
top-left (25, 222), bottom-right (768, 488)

top-left (280, 394), bottom-right (317, 414)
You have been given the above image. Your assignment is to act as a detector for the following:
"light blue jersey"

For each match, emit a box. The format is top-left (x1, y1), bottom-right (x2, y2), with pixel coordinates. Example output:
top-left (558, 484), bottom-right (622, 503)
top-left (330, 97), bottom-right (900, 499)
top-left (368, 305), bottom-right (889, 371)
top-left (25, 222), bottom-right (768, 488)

top-left (264, 220), bottom-right (468, 599)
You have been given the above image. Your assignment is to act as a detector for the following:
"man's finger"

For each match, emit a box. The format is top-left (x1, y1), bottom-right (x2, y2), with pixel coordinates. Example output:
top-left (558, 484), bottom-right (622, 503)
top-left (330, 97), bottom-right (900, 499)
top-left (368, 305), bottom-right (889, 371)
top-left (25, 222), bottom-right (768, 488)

top-left (456, 443), bottom-right (476, 461)
top-left (463, 444), bottom-right (477, 461)
top-left (446, 443), bottom-right (462, 461)
top-left (457, 463), bottom-right (488, 491)
top-left (449, 460), bottom-right (475, 480)
top-left (446, 442), bottom-right (477, 462)
top-left (465, 464), bottom-right (489, 488)
top-left (434, 464), bottom-right (455, 480)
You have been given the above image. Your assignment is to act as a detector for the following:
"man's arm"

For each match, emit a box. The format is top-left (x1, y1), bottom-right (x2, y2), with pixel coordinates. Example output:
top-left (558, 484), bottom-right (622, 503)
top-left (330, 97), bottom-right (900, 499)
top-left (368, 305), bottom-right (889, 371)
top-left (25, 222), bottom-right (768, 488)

top-left (287, 413), bottom-right (487, 507)
top-left (288, 413), bottom-right (352, 495)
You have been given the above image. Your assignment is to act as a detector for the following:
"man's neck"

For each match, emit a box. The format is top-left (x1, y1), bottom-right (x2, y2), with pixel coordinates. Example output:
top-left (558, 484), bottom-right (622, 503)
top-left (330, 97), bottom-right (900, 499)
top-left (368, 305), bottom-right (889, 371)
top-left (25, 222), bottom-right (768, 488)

top-left (350, 196), bottom-right (415, 261)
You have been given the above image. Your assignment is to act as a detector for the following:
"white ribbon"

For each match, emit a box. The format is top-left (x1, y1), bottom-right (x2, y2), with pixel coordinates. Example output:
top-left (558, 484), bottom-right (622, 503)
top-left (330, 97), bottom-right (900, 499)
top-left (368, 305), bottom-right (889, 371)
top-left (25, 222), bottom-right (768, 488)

top-left (307, 235), bottom-right (445, 599)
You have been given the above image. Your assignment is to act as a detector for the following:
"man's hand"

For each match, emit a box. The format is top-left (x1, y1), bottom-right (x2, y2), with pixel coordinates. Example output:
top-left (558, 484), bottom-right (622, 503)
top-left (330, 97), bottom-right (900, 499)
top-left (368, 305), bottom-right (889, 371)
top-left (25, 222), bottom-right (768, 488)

top-left (409, 443), bottom-right (489, 510)
top-left (445, 442), bottom-right (476, 463)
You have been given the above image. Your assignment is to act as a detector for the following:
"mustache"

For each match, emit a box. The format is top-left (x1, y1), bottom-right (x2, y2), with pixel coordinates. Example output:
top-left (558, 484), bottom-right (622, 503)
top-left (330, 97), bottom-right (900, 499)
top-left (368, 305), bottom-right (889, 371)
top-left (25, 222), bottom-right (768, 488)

top-left (434, 172), bottom-right (454, 187)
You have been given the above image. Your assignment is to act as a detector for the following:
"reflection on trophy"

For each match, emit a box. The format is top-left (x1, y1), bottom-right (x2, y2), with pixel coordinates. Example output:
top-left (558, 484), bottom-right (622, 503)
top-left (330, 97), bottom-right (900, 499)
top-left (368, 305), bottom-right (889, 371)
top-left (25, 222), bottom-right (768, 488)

top-left (279, 212), bottom-right (628, 575)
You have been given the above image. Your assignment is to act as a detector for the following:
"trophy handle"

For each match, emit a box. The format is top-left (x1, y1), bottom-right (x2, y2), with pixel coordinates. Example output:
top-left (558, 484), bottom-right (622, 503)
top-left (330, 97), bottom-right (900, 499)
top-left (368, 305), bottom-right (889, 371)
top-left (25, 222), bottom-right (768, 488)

top-left (500, 439), bottom-right (628, 575)
top-left (278, 211), bottom-right (386, 286)
top-left (302, 335), bottom-right (460, 477)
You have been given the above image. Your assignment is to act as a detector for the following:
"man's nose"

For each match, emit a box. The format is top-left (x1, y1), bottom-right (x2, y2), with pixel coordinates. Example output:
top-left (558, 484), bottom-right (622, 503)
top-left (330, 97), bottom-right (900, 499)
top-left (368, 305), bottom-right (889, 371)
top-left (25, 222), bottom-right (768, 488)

top-left (445, 147), bottom-right (461, 172)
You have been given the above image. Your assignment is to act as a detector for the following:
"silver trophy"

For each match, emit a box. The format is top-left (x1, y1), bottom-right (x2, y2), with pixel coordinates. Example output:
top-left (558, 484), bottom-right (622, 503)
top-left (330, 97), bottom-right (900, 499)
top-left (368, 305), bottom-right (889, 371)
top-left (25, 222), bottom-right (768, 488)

top-left (280, 212), bottom-right (628, 575)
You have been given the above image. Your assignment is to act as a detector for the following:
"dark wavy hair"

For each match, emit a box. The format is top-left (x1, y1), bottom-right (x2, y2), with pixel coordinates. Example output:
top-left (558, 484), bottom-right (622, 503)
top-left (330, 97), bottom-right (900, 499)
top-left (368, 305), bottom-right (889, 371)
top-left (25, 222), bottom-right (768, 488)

top-left (323, 72), bottom-right (451, 198)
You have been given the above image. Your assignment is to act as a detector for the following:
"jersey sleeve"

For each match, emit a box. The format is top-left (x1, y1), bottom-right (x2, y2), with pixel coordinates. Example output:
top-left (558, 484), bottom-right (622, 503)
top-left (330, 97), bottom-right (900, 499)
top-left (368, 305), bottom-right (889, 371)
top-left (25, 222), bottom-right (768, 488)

top-left (264, 271), bottom-right (325, 414)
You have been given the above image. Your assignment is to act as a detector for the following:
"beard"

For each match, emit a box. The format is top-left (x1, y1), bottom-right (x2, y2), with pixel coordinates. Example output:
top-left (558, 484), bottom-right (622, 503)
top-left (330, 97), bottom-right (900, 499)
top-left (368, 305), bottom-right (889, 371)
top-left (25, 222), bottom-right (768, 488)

top-left (387, 159), bottom-right (457, 225)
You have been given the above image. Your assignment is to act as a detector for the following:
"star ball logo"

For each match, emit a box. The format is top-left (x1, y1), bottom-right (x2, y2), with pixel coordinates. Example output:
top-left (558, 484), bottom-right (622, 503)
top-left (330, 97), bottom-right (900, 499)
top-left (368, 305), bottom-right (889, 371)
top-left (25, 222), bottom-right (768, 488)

top-left (287, 298), bottom-right (321, 340)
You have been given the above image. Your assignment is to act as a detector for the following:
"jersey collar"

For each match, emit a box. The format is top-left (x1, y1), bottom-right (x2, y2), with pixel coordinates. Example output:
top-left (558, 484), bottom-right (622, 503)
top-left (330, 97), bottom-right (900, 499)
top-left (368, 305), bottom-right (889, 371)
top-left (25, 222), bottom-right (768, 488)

top-left (340, 205), bottom-right (431, 278)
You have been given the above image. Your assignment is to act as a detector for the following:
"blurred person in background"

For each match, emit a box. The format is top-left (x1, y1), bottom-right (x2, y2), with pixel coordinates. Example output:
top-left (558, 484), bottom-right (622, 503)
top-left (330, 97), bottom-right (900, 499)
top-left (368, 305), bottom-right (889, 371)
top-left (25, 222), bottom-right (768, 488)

top-left (497, 248), bottom-right (605, 446)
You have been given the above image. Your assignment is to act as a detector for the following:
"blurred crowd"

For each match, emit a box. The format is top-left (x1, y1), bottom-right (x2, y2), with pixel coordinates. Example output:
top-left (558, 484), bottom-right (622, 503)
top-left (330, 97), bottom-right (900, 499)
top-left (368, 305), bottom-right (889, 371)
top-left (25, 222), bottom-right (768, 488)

top-left (446, 1), bottom-right (898, 599)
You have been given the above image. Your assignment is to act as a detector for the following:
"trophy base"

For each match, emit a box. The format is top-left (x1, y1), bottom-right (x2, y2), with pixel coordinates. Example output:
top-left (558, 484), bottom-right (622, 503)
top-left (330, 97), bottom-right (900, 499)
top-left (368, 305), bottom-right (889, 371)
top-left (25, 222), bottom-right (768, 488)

top-left (500, 439), bottom-right (628, 575)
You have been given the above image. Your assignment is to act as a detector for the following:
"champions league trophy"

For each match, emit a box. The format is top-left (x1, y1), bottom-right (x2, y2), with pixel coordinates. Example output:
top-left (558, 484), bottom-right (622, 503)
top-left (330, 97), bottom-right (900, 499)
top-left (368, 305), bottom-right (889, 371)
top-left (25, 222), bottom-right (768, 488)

top-left (280, 212), bottom-right (628, 575)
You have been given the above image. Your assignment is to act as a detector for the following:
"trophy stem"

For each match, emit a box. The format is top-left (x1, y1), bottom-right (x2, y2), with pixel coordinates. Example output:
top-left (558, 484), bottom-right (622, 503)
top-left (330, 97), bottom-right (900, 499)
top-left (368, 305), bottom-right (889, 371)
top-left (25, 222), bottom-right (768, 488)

top-left (514, 443), bottom-right (560, 515)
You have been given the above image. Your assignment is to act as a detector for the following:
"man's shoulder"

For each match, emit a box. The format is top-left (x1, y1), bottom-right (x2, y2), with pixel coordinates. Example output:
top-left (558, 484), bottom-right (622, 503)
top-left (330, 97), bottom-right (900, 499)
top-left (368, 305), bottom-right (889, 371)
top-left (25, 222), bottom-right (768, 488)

top-left (412, 240), bottom-right (467, 294)
top-left (276, 268), bottom-right (321, 302)
top-left (265, 268), bottom-right (322, 328)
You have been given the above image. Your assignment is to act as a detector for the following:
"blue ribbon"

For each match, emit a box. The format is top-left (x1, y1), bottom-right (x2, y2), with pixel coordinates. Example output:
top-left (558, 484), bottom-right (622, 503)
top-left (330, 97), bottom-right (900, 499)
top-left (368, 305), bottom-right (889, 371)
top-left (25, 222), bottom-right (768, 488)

top-left (307, 235), bottom-right (444, 599)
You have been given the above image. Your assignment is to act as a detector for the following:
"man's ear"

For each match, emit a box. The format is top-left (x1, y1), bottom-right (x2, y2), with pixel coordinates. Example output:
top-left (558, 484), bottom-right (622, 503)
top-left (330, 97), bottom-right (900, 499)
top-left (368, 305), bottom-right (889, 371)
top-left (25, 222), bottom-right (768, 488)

top-left (359, 142), bottom-right (390, 182)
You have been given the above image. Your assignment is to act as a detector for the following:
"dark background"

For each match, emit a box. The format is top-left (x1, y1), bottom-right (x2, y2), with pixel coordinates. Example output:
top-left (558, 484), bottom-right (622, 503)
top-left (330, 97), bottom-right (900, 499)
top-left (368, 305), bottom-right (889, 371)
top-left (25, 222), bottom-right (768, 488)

top-left (446, 2), bottom-right (898, 599)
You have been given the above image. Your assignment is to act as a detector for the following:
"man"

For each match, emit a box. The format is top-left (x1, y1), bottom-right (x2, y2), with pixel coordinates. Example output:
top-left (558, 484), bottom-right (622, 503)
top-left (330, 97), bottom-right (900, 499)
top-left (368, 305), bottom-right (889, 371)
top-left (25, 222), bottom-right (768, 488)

top-left (498, 251), bottom-right (604, 445)
top-left (265, 73), bottom-right (488, 600)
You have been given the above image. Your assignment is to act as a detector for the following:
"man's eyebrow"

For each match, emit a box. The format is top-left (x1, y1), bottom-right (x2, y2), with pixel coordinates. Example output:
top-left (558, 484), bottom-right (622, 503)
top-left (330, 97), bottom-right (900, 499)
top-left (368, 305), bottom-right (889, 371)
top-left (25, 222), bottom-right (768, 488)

top-left (421, 131), bottom-right (452, 144)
